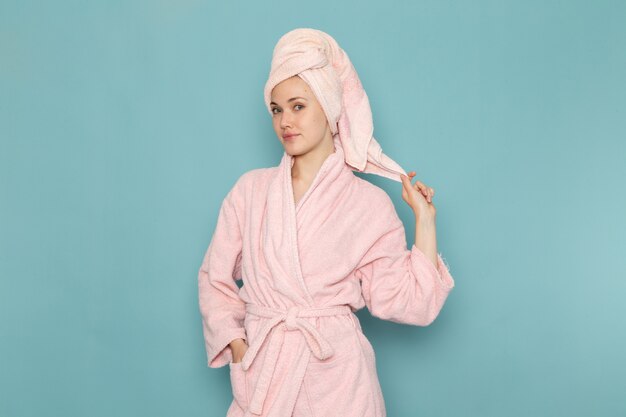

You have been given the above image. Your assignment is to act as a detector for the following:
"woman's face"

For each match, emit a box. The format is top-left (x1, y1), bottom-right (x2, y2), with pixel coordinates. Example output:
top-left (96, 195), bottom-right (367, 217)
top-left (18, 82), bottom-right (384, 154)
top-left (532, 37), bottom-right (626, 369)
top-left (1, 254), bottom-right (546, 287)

top-left (270, 75), bottom-right (332, 156)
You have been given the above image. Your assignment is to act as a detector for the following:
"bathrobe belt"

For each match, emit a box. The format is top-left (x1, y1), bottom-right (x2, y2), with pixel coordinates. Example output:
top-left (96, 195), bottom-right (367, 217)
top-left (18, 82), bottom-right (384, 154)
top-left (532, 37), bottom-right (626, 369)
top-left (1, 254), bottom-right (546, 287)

top-left (240, 303), bottom-right (353, 415)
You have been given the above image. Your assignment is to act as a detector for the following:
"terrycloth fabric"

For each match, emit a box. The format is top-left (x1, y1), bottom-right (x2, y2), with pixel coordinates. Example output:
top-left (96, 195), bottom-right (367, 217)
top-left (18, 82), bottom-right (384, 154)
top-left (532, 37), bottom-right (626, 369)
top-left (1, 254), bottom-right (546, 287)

top-left (198, 136), bottom-right (455, 417)
top-left (264, 28), bottom-right (408, 182)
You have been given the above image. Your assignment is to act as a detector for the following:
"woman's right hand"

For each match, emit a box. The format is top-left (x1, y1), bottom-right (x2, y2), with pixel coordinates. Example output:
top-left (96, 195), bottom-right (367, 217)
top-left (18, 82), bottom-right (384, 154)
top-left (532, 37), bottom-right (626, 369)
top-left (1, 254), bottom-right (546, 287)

top-left (400, 171), bottom-right (436, 222)
top-left (229, 338), bottom-right (249, 363)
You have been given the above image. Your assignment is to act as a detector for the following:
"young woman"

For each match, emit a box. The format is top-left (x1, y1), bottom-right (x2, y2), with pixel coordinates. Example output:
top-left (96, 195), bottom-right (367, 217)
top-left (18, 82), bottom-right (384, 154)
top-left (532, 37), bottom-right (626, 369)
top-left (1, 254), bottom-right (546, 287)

top-left (198, 28), bottom-right (455, 417)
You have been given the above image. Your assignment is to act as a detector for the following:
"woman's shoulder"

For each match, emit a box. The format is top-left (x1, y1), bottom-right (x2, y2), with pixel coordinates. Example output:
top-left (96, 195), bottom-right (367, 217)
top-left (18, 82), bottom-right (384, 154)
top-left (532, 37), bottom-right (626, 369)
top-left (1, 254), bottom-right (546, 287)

top-left (350, 178), bottom-right (405, 238)
top-left (352, 176), bottom-right (395, 208)
top-left (230, 166), bottom-right (277, 193)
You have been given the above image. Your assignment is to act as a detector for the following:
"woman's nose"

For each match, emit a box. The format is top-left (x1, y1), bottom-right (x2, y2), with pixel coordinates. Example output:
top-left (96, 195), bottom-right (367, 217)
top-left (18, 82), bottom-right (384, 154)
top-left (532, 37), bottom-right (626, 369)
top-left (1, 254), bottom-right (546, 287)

top-left (280, 111), bottom-right (293, 128)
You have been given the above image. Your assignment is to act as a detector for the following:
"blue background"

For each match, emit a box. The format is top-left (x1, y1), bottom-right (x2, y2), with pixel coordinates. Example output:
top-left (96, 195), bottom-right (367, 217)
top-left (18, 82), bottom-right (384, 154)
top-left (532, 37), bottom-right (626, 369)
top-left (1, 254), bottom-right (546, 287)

top-left (2, 1), bottom-right (625, 416)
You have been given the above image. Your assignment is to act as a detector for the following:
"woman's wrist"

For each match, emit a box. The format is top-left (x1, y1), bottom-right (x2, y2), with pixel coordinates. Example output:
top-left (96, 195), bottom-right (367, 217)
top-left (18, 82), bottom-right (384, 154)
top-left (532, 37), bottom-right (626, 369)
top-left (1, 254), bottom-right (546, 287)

top-left (414, 215), bottom-right (438, 267)
top-left (229, 338), bottom-right (247, 348)
top-left (414, 212), bottom-right (436, 227)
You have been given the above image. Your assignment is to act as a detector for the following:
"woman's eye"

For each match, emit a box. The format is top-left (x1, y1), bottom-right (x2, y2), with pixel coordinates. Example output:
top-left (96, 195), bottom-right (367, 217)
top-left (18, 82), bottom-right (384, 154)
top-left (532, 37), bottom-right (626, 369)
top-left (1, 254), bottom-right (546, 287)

top-left (271, 105), bottom-right (303, 114)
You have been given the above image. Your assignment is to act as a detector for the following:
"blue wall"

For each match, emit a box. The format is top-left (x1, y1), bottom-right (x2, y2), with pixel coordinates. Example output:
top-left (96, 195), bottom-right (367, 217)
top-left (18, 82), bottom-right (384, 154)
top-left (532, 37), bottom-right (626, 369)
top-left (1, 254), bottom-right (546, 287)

top-left (2, 1), bottom-right (625, 416)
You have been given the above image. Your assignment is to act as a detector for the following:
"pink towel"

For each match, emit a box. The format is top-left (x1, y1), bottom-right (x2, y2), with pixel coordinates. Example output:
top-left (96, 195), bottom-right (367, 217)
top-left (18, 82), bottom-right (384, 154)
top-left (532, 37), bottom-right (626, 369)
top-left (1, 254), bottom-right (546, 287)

top-left (264, 28), bottom-right (408, 182)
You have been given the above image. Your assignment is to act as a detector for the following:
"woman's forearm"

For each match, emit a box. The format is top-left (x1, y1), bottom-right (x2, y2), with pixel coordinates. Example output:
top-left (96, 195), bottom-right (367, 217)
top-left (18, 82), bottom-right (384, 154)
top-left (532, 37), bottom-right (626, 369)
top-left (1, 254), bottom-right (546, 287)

top-left (413, 216), bottom-right (438, 268)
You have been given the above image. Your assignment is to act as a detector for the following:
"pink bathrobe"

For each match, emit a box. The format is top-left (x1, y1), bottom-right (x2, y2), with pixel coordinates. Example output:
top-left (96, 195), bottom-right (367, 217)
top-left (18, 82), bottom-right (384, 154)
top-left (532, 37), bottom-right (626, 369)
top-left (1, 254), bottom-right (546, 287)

top-left (198, 136), bottom-right (455, 417)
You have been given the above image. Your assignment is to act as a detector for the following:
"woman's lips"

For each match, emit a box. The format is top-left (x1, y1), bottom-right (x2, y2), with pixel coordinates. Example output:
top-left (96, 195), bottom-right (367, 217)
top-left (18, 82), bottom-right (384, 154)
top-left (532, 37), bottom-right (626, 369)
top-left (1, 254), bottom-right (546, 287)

top-left (283, 134), bottom-right (299, 140)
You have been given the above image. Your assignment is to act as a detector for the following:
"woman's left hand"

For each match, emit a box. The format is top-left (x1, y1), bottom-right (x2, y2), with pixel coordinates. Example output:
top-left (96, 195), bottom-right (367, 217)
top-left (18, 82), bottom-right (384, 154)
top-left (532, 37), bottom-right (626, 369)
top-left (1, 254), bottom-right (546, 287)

top-left (400, 171), bottom-right (436, 222)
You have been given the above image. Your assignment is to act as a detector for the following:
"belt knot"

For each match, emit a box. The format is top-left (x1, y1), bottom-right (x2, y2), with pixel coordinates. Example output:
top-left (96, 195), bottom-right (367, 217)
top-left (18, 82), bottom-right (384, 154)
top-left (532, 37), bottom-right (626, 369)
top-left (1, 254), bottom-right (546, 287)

top-left (241, 303), bottom-right (353, 415)
top-left (284, 306), bottom-right (299, 330)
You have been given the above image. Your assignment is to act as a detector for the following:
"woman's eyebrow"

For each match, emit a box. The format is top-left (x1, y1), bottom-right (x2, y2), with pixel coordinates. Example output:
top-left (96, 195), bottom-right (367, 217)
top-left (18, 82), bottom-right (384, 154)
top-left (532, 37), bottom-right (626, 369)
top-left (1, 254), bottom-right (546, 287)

top-left (270, 97), bottom-right (308, 105)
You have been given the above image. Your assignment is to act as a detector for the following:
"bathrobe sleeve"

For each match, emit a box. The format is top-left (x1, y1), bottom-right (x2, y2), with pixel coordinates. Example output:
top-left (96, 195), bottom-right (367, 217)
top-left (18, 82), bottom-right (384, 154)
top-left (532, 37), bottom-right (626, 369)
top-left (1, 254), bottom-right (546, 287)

top-left (198, 182), bottom-right (247, 368)
top-left (356, 192), bottom-right (455, 326)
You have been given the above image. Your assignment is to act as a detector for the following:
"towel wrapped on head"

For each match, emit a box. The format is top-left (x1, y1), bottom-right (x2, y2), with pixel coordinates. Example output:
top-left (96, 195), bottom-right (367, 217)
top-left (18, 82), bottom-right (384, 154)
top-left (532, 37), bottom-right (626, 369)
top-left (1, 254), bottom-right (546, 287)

top-left (264, 28), bottom-right (408, 183)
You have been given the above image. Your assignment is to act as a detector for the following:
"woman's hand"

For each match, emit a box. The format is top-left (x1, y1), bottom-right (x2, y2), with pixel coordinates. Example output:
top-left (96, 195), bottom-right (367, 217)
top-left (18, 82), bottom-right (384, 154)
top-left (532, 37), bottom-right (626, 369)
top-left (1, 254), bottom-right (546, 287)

top-left (400, 171), bottom-right (436, 222)
top-left (229, 338), bottom-right (249, 363)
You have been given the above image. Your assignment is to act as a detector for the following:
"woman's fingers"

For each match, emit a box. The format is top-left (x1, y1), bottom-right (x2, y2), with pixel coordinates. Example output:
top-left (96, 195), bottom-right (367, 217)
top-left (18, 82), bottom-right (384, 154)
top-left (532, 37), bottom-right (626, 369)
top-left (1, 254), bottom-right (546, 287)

top-left (400, 174), bottom-right (411, 197)
top-left (400, 173), bottom-right (411, 188)
top-left (403, 172), bottom-right (436, 203)
top-left (411, 179), bottom-right (436, 203)
top-left (413, 180), bottom-right (428, 200)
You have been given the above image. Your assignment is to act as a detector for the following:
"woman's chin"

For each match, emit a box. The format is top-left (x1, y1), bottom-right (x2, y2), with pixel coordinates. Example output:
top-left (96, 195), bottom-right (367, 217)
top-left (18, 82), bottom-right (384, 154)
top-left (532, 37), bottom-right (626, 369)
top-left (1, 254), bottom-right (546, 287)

top-left (282, 143), bottom-right (305, 156)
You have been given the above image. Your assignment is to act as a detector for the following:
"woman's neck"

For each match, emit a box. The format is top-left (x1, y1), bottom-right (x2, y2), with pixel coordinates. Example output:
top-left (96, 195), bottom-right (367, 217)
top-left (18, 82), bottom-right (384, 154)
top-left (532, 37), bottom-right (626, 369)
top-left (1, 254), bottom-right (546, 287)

top-left (291, 135), bottom-right (336, 182)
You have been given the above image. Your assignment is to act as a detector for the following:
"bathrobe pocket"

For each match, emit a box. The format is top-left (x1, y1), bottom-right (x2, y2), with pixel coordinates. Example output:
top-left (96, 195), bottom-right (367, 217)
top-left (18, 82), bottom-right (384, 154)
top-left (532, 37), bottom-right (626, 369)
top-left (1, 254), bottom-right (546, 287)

top-left (229, 361), bottom-right (248, 410)
top-left (304, 323), bottom-right (376, 416)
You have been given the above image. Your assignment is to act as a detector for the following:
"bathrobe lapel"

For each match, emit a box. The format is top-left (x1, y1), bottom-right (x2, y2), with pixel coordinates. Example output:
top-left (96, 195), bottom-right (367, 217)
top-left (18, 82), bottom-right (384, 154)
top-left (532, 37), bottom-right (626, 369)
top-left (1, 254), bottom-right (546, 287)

top-left (262, 136), bottom-right (353, 307)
